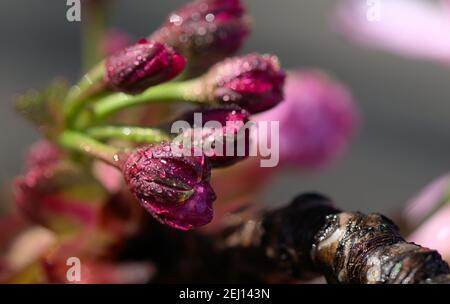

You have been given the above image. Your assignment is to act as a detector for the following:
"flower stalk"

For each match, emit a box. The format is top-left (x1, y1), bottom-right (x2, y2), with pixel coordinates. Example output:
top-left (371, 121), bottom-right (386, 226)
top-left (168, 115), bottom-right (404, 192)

top-left (70, 53), bottom-right (286, 129)
top-left (63, 62), bottom-right (106, 128)
top-left (78, 80), bottom-right (200, 127)
top-left (86, 126), bottom-right (171, 144)
top-left (58, 130), bottom-right (123, 167)
top-left (82, 0), bottom-right (108, 71)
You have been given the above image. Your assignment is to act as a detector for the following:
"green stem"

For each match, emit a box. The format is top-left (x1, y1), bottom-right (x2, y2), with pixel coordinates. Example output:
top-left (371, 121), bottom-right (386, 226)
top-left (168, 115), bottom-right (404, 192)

top-left (86, 125), bottom-right (171, 144)
top-left (82, 0), bottom-right (108, 71)
top-left (63, 0), bottom-right (109, 128)
top-left (81, 80), bottom-right (202, 127)
top-left (64, 62), bottom-right (106, 128)
top-left (58, 130), bottom-right (123, 168)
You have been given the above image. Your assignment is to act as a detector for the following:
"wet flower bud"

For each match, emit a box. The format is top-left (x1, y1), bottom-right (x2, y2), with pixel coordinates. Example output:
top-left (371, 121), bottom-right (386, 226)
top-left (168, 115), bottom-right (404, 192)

top-left (176, 105), bottom-right (251, 167)
top-left (104, 38), bottom-right (186, 94)
top-left (200, 54), bottom-right (286, 114)
top-left (122, 143), bottom-right (216, 230)
top-left (151, 0), bottom-right (250, 77)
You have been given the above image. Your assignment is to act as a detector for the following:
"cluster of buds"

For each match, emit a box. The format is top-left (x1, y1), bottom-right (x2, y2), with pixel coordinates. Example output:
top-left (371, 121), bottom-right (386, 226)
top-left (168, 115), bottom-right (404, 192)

top-left (7, 0), bottom-right (450, 286)
top-left (59, 1), bottom-right (286, 230)
top-left (10, 0), bottom-right (355, 238)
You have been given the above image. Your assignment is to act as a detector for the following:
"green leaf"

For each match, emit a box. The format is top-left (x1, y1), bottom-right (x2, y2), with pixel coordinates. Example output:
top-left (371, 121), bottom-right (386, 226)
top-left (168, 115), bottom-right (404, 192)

top-left (15, 79), bottom-right (69, 139)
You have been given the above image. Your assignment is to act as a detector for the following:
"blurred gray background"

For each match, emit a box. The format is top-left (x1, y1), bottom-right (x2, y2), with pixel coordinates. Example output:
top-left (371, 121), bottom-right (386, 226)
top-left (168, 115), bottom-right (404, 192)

top-left (1, 0), bottom-right (450, 214)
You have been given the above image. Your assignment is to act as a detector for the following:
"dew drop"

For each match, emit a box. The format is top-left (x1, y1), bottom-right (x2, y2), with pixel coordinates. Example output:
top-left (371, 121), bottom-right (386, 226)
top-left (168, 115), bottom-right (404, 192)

top-left (205, 13), bottom-right (215, 22)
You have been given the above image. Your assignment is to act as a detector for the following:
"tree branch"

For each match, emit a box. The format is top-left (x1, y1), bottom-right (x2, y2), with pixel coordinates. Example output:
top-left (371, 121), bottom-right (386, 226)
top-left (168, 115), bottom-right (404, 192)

top-left (222, 193), bottom-right (450, 284)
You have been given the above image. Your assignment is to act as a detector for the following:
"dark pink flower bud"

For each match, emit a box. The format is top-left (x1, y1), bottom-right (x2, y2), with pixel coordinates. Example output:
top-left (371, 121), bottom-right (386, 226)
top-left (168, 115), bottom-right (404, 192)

top-left (122, 143), bottom-right (216, 230)
top-left (151, 0), bottom-right (250, 77)
top-left (104, 39), bottom-right (186, 94)
top-left (176, 105), bottom-right (251, 167)
top-left (202, 54), bottom-right (286, 114)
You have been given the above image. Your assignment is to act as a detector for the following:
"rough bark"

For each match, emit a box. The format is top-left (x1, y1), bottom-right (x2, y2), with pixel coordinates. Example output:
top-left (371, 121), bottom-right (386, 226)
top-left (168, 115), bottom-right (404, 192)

top-left (224, 193), bottom-right (450, 284)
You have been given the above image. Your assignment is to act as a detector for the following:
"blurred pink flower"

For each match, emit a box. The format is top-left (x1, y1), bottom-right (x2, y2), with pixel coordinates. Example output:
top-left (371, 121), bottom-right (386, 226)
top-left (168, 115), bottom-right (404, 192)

top-left (254, 70), bottom-right (359, 169)
top-left (403, 174), bottom-right (450, 262)
top-left (93, 161), bottom-right (123, 193)
top-left (403, 174), bottom-right (450, 229)
top-left (408, 203), bottom-right (450, 262)
top-left (0, 214), bottom-right (56, 282)
top-left (101, 29), bottom-right (133, 57)
top-left (13, 141), bottom-right (108, 234)
top-left (334, 0), bottom-right (450, 64)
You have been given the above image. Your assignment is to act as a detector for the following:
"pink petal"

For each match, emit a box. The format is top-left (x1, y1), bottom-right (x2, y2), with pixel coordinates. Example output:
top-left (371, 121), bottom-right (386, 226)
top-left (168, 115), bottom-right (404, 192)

top-left (403, 174), bottom-right (450, 228)
top-left (408, 203), bottom-right (450, 262)
top-left (93, 161), bottom-right (123, 193)
top-left (444, 0), bottom-right (450, 16)
top-left (334, 0), bottom-right (450, 64)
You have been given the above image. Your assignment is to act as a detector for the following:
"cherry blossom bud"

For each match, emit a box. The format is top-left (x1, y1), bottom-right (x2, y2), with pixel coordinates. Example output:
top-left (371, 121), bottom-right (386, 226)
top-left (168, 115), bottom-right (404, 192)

top-left (201, 54), bottom-right (286, 114)
top-left (122, 143), bottom-right (216, 230)
top-left (104, 39), bottom-right (186, 94)
top-left (176, 105), bottom-right (251, 167)
top-left (151, 0), bottom-right (250, 77)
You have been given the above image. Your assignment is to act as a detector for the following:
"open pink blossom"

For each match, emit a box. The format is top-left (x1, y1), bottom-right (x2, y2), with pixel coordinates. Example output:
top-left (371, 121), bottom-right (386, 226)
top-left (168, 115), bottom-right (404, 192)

top-left (334, 0), bottom-right (450, 64)
top-left (254, 70), bottom-right (359, 169)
